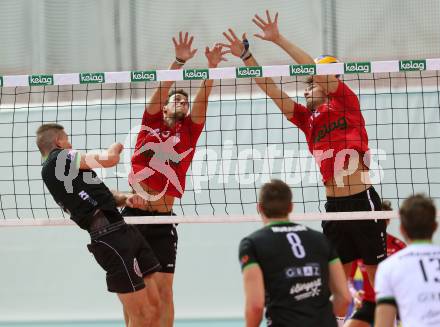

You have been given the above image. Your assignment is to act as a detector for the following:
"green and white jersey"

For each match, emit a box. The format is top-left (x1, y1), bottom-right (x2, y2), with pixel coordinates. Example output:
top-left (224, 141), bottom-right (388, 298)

top-left (375, 243), bottom-right (440, 327)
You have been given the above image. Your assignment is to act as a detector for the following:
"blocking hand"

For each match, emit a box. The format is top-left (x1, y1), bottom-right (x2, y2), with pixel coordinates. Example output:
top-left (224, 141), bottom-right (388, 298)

top-left (205, 44), bottom-right (229, 68)
top-left (218, 28), bottom-right (247, 58)
top-left (172, 31), bottom-right (198, 62)
top-left (253, 10), bottom-right (280, 43)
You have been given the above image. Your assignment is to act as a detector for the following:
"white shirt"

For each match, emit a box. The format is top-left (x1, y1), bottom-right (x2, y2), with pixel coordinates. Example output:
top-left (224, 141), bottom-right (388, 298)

top-left (375, 243), bottom-right (440, 327)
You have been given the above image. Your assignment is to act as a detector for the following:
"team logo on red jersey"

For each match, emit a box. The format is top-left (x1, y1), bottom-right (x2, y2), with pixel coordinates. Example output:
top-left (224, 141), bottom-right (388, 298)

top-left (129, 125), bottom-right (192, 200)
top-left (313, 116), bottom-right (348, 144)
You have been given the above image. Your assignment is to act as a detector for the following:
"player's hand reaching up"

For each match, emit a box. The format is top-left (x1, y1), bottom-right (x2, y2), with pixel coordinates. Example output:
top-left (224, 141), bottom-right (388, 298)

top-left (205, 44), bottom-right (228, 68)
top-left (173, 31), bottom-right (198, 62)
top-left (253, 10), bottom-right (280, 43)
top-left (219, 29), bottom-right (247, 58)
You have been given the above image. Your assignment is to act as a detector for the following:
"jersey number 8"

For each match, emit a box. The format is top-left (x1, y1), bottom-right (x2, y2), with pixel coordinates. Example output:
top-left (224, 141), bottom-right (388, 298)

top-left (286, 232), bottom-right (306, 258)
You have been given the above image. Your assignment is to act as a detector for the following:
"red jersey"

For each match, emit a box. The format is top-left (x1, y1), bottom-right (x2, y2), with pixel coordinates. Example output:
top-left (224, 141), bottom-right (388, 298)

top-left (386, 233), bottom-right (406, 256)
top-left (290, 81), bottom-right (369, 183)
top-left (351, 233), bottom-right (406, 303)
top-left (130, 110), bottom-right (204, 198)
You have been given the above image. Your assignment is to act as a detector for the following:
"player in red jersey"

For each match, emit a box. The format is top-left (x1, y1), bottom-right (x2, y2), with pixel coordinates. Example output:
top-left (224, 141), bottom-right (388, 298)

top-left (344, 200), bottom-right (406, 327)
top-left (221, 11), bottom-right (386, 325)
top-left (220, 10), bottom-right (386, 297)
top-left (122, 32), bottom-right (227, 327)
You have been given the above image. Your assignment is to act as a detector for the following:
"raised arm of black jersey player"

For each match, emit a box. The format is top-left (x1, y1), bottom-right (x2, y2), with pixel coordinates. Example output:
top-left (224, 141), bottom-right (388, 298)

top-left (79, 142), bottom-right (123, 170)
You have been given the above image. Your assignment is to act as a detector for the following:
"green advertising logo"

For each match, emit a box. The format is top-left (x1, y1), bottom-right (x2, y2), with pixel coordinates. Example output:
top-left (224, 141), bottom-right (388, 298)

top-left (399, 60), bottom-right (426, 71)
top-left (344, 62), bottom-right (371, 74)
top-left (183, 69), bottom-right (209, 80)
top-left (131, 70), bottom-right (156, 82)
top-left (236, 66), bottom-right (262, 78)
top-left (80, 72), bottom-right (105, 84)
top-left (29, 74), bottom-right (54, 86)
top-left (290, 64), bottom-right (316, 76)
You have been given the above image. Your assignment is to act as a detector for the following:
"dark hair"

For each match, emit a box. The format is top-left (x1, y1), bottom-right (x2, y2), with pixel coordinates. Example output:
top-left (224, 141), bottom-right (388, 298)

top-left (36, 123), bottom-right (65, 156)
top-left (259, 179), bottom-right (292, 218)
top-left (382, 200), bottom-right (392, 211)
top-left (165, 89), bottom-right (189, 105)
top-left (399, 194), bottom-right (437, 240)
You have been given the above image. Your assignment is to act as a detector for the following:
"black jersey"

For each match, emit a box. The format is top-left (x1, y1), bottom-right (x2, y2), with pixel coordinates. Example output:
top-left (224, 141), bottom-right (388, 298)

top-left (239, 221), bottom-right (339, 327)
top-left (41, 148), bottom-right (122, 230)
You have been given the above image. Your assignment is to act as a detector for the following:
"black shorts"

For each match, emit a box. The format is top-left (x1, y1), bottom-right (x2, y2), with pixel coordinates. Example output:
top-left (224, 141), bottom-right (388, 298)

top-left (87, 224), bottom-right (161, 294)
top-left (350, 300), bottom-right (375, 323)
top-left (121, 207), bottom-right (178, 274)
top-left (322, 186), bottom-right (387, 265)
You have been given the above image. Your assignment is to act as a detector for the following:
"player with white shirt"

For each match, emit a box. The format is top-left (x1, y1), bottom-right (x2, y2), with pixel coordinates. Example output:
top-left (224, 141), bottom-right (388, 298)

top-left (374, 194), bottom-right (440, 327)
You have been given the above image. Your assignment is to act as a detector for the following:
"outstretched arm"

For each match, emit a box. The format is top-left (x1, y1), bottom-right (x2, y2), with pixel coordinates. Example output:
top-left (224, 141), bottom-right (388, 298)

top-left (147, 32), bottom-right (198, 116)
top-left (190, 45), bottom-right (228, 124)
top-left (253, 10), bottom-right (338, 94)
top-left (79, 143), bottom-right (123, 169)
top-left (220, 29), bottom-right (296, 120)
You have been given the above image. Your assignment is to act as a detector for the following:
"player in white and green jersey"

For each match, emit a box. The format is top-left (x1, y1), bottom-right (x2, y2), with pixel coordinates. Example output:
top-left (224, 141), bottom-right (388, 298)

top-left (375, 194), bottom-right (440, 327)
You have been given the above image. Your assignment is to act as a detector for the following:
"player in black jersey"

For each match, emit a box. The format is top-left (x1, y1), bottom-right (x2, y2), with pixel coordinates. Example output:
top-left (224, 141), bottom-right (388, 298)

top-left (239, 180), bottom-right (351, 327)
top-left (36, 123), bottom-right (161, 327)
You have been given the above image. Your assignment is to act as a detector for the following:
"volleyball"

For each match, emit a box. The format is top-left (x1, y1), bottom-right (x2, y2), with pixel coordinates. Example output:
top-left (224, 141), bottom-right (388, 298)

top-left (314, 54), bottom-right (339, 64)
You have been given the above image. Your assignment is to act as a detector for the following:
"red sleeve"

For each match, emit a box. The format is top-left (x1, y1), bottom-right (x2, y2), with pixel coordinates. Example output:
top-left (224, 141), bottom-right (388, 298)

top-left (329, 80), bottom-right (360, 111)
top-left (187, 118), bottom-right (205, 143)
top-left (289, 102), bottom-right (312, 134)
top-left (141, 109), bottom-right (163, 127)
top-left (387, 234), bottom-right (406, 252)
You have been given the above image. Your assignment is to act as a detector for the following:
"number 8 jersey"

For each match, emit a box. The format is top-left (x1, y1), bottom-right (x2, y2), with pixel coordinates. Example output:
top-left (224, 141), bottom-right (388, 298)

top-left (239, 221), bottom-right (340, 327)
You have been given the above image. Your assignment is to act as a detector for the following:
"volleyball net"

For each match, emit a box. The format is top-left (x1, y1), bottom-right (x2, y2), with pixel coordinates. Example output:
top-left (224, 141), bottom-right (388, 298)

top-left (1, 59), bottom-right (440, 226)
